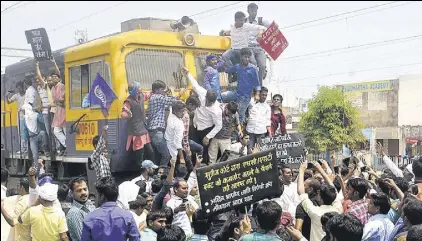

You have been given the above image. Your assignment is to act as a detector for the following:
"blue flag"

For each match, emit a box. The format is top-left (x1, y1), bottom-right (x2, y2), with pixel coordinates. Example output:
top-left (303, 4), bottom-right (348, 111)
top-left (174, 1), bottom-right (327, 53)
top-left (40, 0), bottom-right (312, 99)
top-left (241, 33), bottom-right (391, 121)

top-left (88, 73), bottom-right (117, 117)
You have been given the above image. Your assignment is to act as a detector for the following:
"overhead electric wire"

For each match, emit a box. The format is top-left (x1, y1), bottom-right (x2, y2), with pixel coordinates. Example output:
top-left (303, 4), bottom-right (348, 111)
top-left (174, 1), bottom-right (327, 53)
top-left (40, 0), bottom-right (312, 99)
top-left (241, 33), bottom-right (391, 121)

top-left (281, 62), bottom-right (422, 83)
top-left (51, 1), bottom-right (130, 32)
top-left (190, 1), bottom-right (245, 17)
top-left (1, 1), bottom-right (23, 13)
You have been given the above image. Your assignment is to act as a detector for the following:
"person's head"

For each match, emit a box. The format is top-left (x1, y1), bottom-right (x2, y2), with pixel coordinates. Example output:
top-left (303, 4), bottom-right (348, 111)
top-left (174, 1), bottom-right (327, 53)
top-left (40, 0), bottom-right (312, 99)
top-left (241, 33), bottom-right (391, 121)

top-left (304, 177), bottom-right (321, 198)
top-left (38, 182), bottom-right (59, 206)
top-left (259, 86), bottom-right (268, 103)
top-left (95, 176), bottom-right (119, 206)
top-left (147, 210), bottom-right (167, 232)
top-left (92, 136), bottom-right (109, 159)
top-left (57, 184), bottom-right (69, 202)
top-left (256, 201), bottom-right (282, 232)
top-left (205, 90), bottom-right (217, 107)
top-left (368, 193), bottom-right (391, 215)
top-left (206, 54), bottom-right (218, 68)
top-left (46, 76), bottom-right (55, 88)
top-left (240, 134), bottom-right (250, 146)
top-left (403, 200), bottom-right (422, 227)
top-left (129, 196), bottom-right (147, 215)
top-left (135, 180), bottom-right (147, 194)
top-left (234, 11), bottom-right (247, 28)
top-left (50, 71), bottom-right (61, 82)
top-left (326, 214), bottom-right (364, 241)
top-left (151, 178), bottom-right (164, 194)
top-left (186, 96), bottom-right (200, 113)
top-left (192, 209), bottom-right (209, 235)
top-left (18, 177), bottom-right (30, 196)
top-left (320, 183), bottom-right (337, 206)
top-left (157, 167), bottom-right (166, 179)
top-left (128, 81), bottom-right (142, 97)
top-left (272, 94), bottom-right (283, 107)
top-left (407, 224), bottom-right (422, 241)
top-left (172, 101), bottom-right (186, 119)
top-left (141, 160), bottom-right (158, 177)
top-left (280, 164), bottom-right (293, 184)
top-left (412, 157), bottom-right (422, 179)
top-left (225, 101), bottom-right (238, 116)
top-left (346, 178), bottom-right (368, 201)
top-left (23, 77), bottom-right (35, 88)
top-left (157, 225), bottom-right (186, 241)
top-left (69, 177), bottom-right (89, 203)
top-left (215, 217), bottom-right (242, 241)
top-left (16, 81), bottom-right (24, 94)
top-left (141, 192), bottom-right (153, 211)
top-left (173, 179), bottom-right (189, 199)
top-left (247, 3), bottom-right (259, 20)
top-left (240, 48), bottom-right (252, 66)
top-left (321, 212), bottom-right (338, 233)
top-left (190, 183), bottom-right (199, 196)
top-left (152, 80), bottom-right (167, 95)
top-left (1, 168), bottom-right (9, 184)
top-left (88, 193), bottom-right (96, 203)
top-left (392, 177), bottom-right (409, 199)
top-left (162, 206), bottom-right (174, 224)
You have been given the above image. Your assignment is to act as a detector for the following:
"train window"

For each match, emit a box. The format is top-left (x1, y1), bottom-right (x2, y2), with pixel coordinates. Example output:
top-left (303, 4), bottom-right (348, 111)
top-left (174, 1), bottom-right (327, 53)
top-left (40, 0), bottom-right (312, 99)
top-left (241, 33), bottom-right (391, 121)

top-left (69, 61), bottom-right (112, 109)
top-left (126, 49), bottom-right (185, 89)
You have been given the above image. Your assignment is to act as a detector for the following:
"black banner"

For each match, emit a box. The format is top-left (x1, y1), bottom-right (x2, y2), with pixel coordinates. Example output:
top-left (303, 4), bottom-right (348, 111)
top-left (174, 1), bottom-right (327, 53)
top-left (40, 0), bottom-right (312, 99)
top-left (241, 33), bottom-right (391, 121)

top-left (25, 28), bottom-right (53, 61)
top-left (258, 134), bottom-right (305, 168)
top-left (196, 149), bottom-right (281, 216)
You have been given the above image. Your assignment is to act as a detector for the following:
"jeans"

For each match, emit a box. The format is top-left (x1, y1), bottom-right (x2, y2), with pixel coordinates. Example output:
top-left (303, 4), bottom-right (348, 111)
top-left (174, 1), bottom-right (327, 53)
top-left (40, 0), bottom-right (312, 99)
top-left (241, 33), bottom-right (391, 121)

top-left (248, 133), bottom-right (266, 153)
top-left (29, 130), bottom-right (48, 170)
top-left (222, 49), bottom-right (241, 68)
top-left (250, 47), bottom-right (267, 85)
top-left (221, 91), bottom-right (251, 124)
top-left (189, 140), bottom-right (203, 155)
top-left (19, 117), bottom-right (29, 151)
top-left (150, 130), bottom-right (171, 167)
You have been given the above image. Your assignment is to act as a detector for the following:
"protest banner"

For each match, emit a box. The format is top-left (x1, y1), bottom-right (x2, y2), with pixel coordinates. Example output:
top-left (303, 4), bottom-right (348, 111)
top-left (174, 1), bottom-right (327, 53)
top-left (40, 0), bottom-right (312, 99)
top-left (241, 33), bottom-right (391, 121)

top-left (258, 133), bottom-right (305, 168)
top-left (259, 21), bottom-right (288, 61)
top-left (25, 28), bottom-right (53, 61)
top-left (196, 148), bottom-right (281, 216)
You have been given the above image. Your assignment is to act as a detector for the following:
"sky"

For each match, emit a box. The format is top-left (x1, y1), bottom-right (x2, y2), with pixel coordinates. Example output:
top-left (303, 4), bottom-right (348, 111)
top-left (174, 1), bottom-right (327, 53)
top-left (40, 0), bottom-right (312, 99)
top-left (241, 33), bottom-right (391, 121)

top-left (1, 1), bottom-right (422, 107)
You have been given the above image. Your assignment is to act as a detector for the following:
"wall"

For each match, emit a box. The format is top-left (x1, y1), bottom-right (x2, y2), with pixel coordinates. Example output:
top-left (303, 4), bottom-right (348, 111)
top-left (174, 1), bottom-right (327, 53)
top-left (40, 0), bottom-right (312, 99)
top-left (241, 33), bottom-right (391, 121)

top-left (340, 79), bottom-right (399, 128)
top-left (398, 74), bottom-right (422, 126)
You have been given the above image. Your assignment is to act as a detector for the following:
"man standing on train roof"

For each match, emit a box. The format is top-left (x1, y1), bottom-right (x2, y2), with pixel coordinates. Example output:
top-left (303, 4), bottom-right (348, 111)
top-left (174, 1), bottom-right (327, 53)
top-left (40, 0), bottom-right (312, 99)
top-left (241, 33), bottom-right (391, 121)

top-left (246, 2), bottom-right (271, 85)
top-left (203, 54), bottom-right (224, 102)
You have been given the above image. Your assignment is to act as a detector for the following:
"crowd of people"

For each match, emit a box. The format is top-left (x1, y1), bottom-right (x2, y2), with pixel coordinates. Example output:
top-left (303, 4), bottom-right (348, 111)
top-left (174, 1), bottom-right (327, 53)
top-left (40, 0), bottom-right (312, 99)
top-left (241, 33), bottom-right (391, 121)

top-left (6, 58), bottom-right (66, 169)
top-left (1, 2), bottom-right (422, 241)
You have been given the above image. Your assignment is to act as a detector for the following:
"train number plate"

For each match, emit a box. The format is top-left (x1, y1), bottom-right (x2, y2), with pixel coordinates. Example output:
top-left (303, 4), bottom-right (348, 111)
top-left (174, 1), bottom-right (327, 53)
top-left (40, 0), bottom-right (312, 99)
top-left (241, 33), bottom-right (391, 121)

top-left (75, 121), bottom-right (98, 151)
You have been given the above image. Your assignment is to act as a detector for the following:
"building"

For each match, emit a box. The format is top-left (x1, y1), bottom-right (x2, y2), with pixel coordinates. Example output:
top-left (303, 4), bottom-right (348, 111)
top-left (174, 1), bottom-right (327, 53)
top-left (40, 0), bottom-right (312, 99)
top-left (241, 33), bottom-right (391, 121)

top-left (339, 74), bottom-right (422, 158)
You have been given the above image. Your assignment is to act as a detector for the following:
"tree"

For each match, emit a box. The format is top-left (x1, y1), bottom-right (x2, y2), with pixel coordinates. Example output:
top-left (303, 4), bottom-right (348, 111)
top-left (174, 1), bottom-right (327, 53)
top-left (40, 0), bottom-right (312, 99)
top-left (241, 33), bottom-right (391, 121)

top-left (299, 86), bottom-right (365, 153)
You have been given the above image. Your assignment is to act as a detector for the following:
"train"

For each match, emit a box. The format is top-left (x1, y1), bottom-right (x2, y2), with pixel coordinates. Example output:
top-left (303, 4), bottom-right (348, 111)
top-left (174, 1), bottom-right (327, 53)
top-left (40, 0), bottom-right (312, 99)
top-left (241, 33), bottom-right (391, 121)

top-left (1, 17), bottom-right (274, 191)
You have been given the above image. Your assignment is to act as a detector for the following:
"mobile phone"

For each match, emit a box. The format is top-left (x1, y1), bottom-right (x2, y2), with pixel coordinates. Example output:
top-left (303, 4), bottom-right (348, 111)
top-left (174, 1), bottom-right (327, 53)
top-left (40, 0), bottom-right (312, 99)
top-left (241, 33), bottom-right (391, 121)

top-left (411, 185), bottom-right (419, 195)
top-left (361, 166), bottom-right (367, 172)
top-left (334, 166), bottom-right (339, 174)
top-left (307, 162), bottom-right (314, 169)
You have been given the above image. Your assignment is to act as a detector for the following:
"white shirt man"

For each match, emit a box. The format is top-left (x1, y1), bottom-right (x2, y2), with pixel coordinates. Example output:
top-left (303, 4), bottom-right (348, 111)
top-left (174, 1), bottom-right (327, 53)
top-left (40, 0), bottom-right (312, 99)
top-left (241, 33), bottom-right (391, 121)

top-left (166, 194), bottom-right (199, 236)
top-left (273, 181), bottom-right (301, 220)
top-left (362, 214), bottom-right (394, 241)
top-left (165, 111), bottom-right (185, 160)
top-left (230, 23), bottom-right (266, 50)
top-left (186, 73), bottom-right (222, 140)
top-left (246, 100), bottom-right (271, 135)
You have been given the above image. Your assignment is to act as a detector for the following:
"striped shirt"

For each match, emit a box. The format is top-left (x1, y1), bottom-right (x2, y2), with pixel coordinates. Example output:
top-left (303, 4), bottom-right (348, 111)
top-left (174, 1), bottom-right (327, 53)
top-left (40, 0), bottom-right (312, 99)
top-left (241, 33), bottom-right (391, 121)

top-left (67, 200), bottom-right (96, 241)
top-left (37, 84), bottom-right (49, 114)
